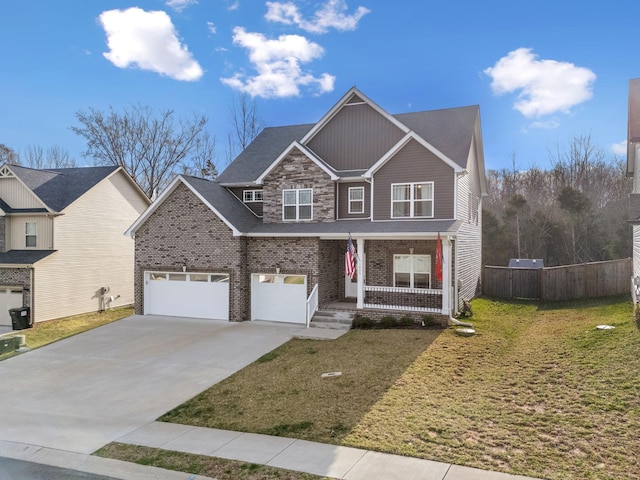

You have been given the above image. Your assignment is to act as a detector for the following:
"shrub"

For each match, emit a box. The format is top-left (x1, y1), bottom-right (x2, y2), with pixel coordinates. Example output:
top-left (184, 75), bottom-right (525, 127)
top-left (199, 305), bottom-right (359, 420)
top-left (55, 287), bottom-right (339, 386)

top-left (421, 314), bottom-right (438, 327)
top-left (399, 316), bottom-right (415, 328)
top-left (353, 315), bottom-right (374, 329)
top-left (379, 315), bottom-right (397, 329)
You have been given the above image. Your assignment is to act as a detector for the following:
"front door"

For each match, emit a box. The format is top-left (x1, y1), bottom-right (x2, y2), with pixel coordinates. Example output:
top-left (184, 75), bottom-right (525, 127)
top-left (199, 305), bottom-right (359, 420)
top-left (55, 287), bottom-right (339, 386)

top-left (344, 253), bottom-right (364, 298)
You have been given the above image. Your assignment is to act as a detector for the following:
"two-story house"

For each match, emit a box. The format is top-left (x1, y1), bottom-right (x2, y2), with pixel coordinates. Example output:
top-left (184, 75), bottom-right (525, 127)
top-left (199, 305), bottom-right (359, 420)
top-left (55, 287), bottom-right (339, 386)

top-left (126, 88), bottom-right (486, 325)
top-left (0, 163), bottom-right (150, 327)
top-left (628, 79), bottom-right (640, 281)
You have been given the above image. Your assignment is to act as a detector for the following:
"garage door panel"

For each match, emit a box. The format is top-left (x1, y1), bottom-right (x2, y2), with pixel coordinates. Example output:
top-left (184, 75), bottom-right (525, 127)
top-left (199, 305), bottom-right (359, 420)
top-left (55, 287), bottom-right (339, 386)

top-left (251, 274), bottom-right (306, 324)
top-left (0, 288), bottom-right (23, 327)
top-left (145, 272), bottom-right (229, 320)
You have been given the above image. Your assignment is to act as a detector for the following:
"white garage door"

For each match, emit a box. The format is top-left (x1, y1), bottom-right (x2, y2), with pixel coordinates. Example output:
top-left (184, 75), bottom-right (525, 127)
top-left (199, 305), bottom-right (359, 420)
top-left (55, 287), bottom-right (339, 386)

top-left (251, 273), bottom-right (307, 324)
top-left (0, 287), bottom-right (24, 327)
top-left (145, 271), bottom-right (229, 320)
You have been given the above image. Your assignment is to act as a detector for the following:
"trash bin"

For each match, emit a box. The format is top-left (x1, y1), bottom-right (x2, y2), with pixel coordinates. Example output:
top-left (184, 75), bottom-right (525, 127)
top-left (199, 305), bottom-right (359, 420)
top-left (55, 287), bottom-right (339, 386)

top-left (9, 307), bottom-right (32, 330)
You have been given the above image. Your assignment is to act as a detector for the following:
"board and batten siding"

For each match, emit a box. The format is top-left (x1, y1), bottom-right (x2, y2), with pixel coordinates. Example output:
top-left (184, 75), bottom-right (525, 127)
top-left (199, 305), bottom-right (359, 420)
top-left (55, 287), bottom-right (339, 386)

top-left (33, 172), bottom-right (148, 322)
top-left (337, 182), bottom-right (370, 219)
top-left (0, 177), bottom-right (46, 209)
top-left (306, 102), bottom-right (405, 171)
top-left (455, 171), bottom-right (482, 308)
top-left (7, 215), bottom-right (53, 250)
top-left (372, 139), bottom-right (455, 221)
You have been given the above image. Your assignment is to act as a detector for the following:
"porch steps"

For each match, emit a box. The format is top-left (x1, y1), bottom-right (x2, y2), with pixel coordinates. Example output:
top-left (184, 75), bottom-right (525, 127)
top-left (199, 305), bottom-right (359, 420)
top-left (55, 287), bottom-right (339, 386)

top-left (310, 309), bottom-right (355, 330)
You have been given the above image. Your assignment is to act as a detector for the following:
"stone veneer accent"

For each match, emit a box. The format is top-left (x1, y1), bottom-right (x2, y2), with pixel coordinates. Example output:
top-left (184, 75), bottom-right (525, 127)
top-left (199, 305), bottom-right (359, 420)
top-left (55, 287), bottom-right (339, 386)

top-left (262, 148), bottom-right (335, 223)
top-left (134, 182), bottom-right (248, 322)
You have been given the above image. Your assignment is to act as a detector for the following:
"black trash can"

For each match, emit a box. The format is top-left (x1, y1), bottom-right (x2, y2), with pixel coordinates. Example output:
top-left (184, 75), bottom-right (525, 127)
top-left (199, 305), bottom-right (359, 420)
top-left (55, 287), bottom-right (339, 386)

top-left (10, 307), bottom-right (32, 330)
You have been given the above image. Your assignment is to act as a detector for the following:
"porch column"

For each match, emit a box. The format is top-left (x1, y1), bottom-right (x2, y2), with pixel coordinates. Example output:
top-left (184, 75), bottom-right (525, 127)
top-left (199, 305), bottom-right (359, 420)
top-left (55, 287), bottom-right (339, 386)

top-left (357, 238), bottom-right (365, 309)
top-left (441, 236), bottom-right (452, 316)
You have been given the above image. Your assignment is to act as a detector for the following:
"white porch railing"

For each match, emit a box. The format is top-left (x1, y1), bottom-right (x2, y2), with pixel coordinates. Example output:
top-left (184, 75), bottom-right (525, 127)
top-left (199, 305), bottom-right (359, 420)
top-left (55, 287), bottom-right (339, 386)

top-left (306, 283), bottom-right (319, 328)
top-left (363, 285), bottom-right (443, 313)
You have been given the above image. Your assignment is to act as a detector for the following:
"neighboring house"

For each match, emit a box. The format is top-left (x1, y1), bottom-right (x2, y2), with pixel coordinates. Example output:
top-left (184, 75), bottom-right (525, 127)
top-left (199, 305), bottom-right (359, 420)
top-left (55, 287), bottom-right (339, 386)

top-left (126, 87), bottom-right (487, 325)
top-left (0, 164), bottom-right (150, 327)
top-left (628, 78), bottom-right (640, 280)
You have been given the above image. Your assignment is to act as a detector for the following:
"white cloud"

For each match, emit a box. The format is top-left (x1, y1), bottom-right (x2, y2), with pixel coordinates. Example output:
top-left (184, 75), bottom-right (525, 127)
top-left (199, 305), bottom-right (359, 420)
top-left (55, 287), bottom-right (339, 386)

top-left (227, 0), bottom-right (240, 10)
top-left (527, 118), bottom-right (560, 131)
top-left (612, 140), bottom-right (627, 155)
top-left (221, 27), bottom-right (335, 98)
top-left (484, 48), bottom-right (596, 117)
top-left (265, 0), bottom-right (370, 34)
top-left (165, 0), bottom-right (198, 12)
top-left (99, 7), bottom-right (203, 81)
top-left (207, 21), bottom-right (217, 34)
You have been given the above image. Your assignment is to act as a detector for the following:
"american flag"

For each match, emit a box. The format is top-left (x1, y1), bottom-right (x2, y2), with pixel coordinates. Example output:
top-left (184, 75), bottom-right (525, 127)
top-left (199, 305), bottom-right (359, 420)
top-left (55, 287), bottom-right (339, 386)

top-left (345, 235), bottom-right (356, 279)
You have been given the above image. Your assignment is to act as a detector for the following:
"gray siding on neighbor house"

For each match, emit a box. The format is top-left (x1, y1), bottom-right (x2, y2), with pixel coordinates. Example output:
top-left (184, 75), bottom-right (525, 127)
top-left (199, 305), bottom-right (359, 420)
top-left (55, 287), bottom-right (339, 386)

top-left (134, 182), bottom-right (248, 322)
top-left (306, 103), bottom-right (405, 171)
top-left (372, 139), bottom-right (455, 221)
top-left (337, 182), bottom-right (370, 219)
top-left (262, 148), bottom-right (335, 223)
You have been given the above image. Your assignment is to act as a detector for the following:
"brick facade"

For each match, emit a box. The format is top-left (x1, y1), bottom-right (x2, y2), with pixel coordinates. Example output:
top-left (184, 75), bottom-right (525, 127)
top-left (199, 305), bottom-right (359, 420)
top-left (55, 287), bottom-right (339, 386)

top-left (366, 239), bottom-right (440, 288)
top-left (134, 183), bottom-right (248, 321)
top-left (262, 149), bottom-right (335, 223)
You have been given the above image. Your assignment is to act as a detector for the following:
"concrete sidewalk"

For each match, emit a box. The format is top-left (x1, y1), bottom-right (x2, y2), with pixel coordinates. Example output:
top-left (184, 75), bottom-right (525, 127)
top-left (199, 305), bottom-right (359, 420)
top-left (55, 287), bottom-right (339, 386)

top-left (114, 422), bottom-right (544, 480)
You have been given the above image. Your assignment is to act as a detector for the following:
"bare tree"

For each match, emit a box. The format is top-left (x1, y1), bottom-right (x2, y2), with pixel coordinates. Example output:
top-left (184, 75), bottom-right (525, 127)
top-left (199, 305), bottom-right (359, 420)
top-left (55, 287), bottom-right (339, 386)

top-left (181, 131), bottom-right (218, 180)
top-left (0, 143), bottom-right (19, 165)
top-left (71, 105), bottom-right (215, 197)
top-left (226, 93), bottom-right (265, 164)
top-left (22, 144), bottom-right (77, 169)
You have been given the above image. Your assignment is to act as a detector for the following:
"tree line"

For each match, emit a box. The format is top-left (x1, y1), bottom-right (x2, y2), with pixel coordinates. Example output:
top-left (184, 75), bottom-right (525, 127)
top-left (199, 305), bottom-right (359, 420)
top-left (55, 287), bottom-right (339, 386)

top-left (483, 135), bottom-right (632, 267)
top-left (0, 93), bottom-right (264, 199)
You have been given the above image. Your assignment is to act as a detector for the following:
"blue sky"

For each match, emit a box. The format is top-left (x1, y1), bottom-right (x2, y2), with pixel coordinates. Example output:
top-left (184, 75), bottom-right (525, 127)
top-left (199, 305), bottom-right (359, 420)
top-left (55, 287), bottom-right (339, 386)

top-left (0, 1), bottom-right (638, 172)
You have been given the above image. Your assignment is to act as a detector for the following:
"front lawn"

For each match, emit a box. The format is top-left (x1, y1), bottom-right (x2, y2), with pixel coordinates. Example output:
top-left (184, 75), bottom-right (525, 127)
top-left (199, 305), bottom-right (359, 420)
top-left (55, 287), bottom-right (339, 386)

top-left (111, 297), bottom-right (639, 480)
top-left (0, 306), bottom-right (133, 360)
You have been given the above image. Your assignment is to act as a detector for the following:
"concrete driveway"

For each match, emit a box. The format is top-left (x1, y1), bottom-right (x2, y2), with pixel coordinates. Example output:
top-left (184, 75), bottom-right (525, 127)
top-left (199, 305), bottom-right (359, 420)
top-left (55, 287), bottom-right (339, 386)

top-left (0, 315), bottom-right (300, 454)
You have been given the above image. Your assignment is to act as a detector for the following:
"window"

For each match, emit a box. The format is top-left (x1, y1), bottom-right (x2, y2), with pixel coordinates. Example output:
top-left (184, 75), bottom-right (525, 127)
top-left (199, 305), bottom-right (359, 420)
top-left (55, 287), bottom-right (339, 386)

top-left (243, 190), bottom-right (263, 202)
top-left (25, 222), bottom-right (36, 248)
top-left (391, 182), bottom-right (433, 218)
top-left (283, 188), bottom-right (312, 221)
top-left (393, 254), bottom-right (430, 289)
top-left (348, 187), bottom-right (364, 214)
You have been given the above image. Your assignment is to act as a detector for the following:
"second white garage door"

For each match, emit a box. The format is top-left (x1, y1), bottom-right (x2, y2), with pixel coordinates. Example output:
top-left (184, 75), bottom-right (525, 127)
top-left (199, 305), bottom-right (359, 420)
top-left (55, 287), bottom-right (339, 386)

top-left (251, 273), bottom-right (307, 324)
top-left (145, 271), bottom-right (229, 320)
top-left (0, 287), bottom-right (24, 327)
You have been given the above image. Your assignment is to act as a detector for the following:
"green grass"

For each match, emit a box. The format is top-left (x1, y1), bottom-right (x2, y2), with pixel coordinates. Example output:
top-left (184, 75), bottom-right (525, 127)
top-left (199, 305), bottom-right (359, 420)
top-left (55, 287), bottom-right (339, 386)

top-left (101, 297), bottom-right (640, 479)
top-left (0, 306), bottom-right (133, 360)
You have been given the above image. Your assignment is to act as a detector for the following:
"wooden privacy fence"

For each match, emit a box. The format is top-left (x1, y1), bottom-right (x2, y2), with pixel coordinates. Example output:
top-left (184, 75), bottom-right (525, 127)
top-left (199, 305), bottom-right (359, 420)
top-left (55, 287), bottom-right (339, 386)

top-left (483, 258), bottom-right (632, 301)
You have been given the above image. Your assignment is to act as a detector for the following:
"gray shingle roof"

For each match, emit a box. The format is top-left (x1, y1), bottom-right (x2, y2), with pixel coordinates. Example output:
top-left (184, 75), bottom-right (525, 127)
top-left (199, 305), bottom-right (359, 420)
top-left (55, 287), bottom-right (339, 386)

top-left (216, 105), bottom-right (479, 186)
top-left (0, 250), bottom-right (56, 265)
top-left (180, 175), bottom-right (261, 233)
top-left (217, 124), bottom-right (314, 185)
top-left (10, 165), bottom-right (119, 212)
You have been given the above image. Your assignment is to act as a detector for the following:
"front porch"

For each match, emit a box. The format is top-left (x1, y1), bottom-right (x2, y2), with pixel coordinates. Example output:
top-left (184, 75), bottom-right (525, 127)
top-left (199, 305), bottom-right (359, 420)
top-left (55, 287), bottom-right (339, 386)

top-left (307, 236), bottom-right (455, 325)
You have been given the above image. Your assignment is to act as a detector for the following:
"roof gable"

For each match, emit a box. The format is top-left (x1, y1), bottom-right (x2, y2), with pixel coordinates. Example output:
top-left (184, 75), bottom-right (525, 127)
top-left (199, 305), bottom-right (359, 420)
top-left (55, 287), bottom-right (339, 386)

top-left (256, 142), bottom-right (338, 184)
top-left (126, 175), bottom-right (259, 237)
top-left (7, 164), bottom-right (121, 212)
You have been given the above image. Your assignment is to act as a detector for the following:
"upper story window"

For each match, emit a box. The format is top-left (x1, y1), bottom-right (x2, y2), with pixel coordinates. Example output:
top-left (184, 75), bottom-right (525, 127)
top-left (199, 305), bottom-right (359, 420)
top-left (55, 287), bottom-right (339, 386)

top-left (283, 188), bottom-right (312, 221)
top-left (243, 190), bottom-right (263, 202)
top-left (25, 222), bottom-right (36, 248)
top-left (348, 187), bottom-right (365, 214)
top-left (391, 182), bottom-right (433, 218)
top-left (394, 254), bottom-right (430, 289)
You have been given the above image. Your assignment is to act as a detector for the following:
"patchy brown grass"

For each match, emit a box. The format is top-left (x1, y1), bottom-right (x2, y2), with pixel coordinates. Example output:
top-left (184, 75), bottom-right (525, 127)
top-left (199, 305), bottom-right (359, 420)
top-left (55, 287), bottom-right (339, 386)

top-left (344, 297), bottom-right (640, 480)
top-left (1, 307), bottom-right (133, 360)
top-left (96, 443), bottom-right (323, 479)
top-left (160, 328), bottom-right (442, 443)
top-left (113, 297), bottom-right (639, 480)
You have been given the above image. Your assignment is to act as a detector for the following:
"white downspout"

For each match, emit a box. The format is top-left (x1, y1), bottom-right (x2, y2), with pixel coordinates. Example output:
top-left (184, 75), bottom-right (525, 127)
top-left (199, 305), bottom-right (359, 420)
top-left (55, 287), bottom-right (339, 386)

top-left (442, 235), bottom-right (473, 328)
